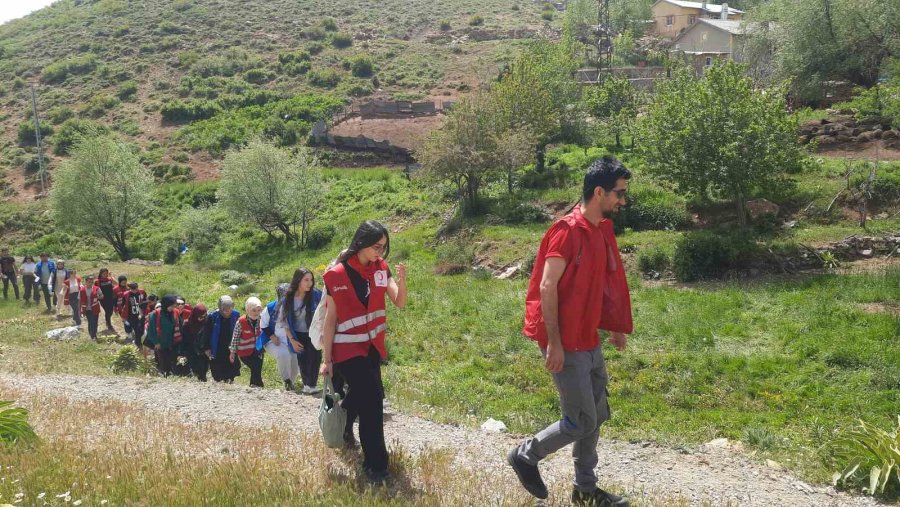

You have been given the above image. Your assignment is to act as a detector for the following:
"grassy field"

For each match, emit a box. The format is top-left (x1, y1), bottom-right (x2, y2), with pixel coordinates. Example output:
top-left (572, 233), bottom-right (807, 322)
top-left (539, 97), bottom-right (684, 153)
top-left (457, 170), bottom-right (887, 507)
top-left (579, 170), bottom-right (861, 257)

top-left (1, 156), bottom-right (897, 489)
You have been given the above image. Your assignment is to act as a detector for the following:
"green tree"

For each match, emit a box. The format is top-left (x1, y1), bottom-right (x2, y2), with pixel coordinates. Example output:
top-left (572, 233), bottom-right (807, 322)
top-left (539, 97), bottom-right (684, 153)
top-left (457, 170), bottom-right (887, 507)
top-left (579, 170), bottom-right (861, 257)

top-left (751, 0), bottom-right (900, 101)
top-left (584, 75), bottom-right (639, 148)
top-left (217, 141), bottom-right (323, 246)
top-left (49, 136), bottom-right (153, 260)
top-left (416, 94), bottom-right (500, 213)
top-left (492, 39), bottom-right (586, 175)
top-left (638, 62), bottom-right (805, 226)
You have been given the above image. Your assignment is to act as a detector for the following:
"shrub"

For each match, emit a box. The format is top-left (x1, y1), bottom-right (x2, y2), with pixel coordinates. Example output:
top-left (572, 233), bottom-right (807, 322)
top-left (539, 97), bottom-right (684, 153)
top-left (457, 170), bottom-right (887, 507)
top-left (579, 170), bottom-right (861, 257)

top-left (498, 202), bottom-right (552, 224)
top-left (278, 50), bottom-right (311, 65)
top-left (220, 269), bottom-right (251, 286)
top-left (81, 95), bottom-right (120, 118)
top-left (52, 119), bottom-right (110, 155)
top-left (439, 19), bottom-right (451, 31)
top-left (156, 20), bottom-right (181, 34)
top-left (17, 121), bottom-right (52, 147)
top-left (637, 248), bottom-right (670, 274)
top-left (307, 42), bottom-right (325, 55)
top-left (0, 400), bottom-right (37, 445)
top-left (541, 11), bottom-right (554, 21)
top-left (348, 54), bottom-right (374, 78)
top-left (117, 80), bottom-right (138, 100)
top-left (110, 346), bottom-right (140, 373)
top-left (468, 15), bottom-right (484, 26)
top-left (615, 181), bottom-right (691, 232)
top-left (151, 164), bottom-right (192, 182)
top-left (243, 68), bottom-right (272, 84)
top-left (48, 106), bottom-right (74, 124)
top-left (191, 49), bottom-right (262, 78)
top-left (743, 426), bottom-right (779, 451)
top-left (672, 231), bottom-right (756, 282)
top-left (434, 239), bottom-right (474, 276)
top-left (179, 205), bottom-right (223, 259)
top-left (830, 417), bottom-right (900, 495)
top-left (303, 26), bottom-right (326, 40)
top-left (160, 99), bottom-right (222, 123)
top-left (40, 53), bottom-right (98, 83)
top-left (307, 68), bottom-right (342, 88)
top-left (321, 17), bottom-right (338, 31)
top-left (282, 61), bottom-right (311, 76)
top-left (329, 32), bottom-right (353, 49)
top-left (306, 223), bottom-right (336, 249)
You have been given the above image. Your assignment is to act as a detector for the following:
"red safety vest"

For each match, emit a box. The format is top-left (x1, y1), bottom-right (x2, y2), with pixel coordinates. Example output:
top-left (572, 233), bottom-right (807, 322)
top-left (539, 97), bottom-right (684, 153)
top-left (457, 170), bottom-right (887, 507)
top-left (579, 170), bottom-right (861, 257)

top-left (235, 316), bottom-right (259, 358)
top-left (80, 286), bottom-right (102, 315)
top-left (323, 258), bottom-right (389, 364)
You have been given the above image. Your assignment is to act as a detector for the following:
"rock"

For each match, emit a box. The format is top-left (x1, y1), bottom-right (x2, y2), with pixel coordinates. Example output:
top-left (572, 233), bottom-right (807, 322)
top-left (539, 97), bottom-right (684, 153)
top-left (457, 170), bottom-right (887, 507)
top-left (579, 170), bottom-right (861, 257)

top-left (746, 199), bottom-right (779, 219)
top-left (706, 437), bottom-right (731, 448)
top-left (860, 249), bottom-right (873, 257)
top-left (876, 212), bottom-right (889, 219)
top-left (851, 128), bottom-right (862, 136)
top-left (766, 459), bottom-right (783, 470)
top-left (228, 284), bottom-right (239, 291)
top-left (783, 220), bottom-right (798, 229)
top-left (45, 326), bottom-right (81, 341)
top-left (872, 129), bottom-right (883, 139)
top-left (496, 264), bottom-right (520, 280)
top-left (481, 418), bottom-right (507, 433)
top-left (882, 129), bottom-right (899, 140)
top-left (817, 135), bottom-right (837, 145)
top-left (856, 132), bottom-right (873, 142)
top-left (834, 134), bottom-right (851, 143)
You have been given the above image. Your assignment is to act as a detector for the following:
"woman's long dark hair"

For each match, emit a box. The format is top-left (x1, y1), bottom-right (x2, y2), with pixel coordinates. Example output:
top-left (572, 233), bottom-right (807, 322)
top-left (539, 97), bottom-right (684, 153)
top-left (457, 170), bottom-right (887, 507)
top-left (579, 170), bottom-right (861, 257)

top-left (282, 268), bottom-right (315, 328)
top-left (337, 220), bottom-right (390, 263)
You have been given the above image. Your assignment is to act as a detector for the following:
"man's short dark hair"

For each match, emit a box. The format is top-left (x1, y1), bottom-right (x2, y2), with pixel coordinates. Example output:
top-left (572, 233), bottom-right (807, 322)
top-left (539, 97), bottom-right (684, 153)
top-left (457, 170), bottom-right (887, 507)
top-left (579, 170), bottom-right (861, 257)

top-left (582, 156), bottom-right (631, 202)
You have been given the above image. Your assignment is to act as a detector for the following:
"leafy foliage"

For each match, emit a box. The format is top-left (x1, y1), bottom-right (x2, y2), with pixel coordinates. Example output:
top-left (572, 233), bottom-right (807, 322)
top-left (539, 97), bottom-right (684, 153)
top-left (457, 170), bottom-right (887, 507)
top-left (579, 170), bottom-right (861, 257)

top-left (830, 417), bottom-right (900, 496)
top-left (0, 401), bottom-right (37, 445)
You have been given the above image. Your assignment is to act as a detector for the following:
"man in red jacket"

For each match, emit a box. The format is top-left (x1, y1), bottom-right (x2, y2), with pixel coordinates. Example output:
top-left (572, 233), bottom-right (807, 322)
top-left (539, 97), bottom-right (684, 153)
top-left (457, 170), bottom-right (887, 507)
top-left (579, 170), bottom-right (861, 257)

top-left (508, 156), bottom-right (633, 507)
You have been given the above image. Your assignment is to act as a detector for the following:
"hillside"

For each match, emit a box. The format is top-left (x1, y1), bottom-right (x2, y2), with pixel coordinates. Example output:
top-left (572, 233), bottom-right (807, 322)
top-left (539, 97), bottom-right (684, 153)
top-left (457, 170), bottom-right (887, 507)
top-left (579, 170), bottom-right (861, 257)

top-left (0, 0), bottom-right (555, 200)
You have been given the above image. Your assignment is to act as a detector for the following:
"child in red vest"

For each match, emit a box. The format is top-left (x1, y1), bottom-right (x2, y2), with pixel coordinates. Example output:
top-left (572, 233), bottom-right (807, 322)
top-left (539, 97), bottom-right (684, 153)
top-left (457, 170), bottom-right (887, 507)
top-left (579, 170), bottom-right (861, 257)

top-left (80, 275), bottom-right (102, 340)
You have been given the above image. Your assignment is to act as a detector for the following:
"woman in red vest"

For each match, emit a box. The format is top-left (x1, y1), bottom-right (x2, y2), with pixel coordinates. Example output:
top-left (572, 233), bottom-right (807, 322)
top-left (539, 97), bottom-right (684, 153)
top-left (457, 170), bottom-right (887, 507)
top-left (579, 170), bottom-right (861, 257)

top-left (229, 297), bottom-right (264, 388)
top-left (80, 274), bottom-right (102, 340)
top-left (320, 220), bottom-right (407, 485)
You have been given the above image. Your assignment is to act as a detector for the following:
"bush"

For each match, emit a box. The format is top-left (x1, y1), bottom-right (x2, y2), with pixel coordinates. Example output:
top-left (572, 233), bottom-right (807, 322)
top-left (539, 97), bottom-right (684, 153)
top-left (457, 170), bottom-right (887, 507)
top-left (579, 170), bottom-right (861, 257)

top-left (179, 205), bottom-right (223, 259)
top-left (278, 50), bottom-right (311, 65)
top-left (541, 11), bottom-right (554, 21)
top-left (307, 42), bottom-right (325, 55)
top-left (329, 32), bottom-right (353, 49)
top-left (117, 80), bottom-right (138, 100)
top-left (48, 106), bottom-right (74, 124)
top-left (321, 17), bottom-right (338, 31)
top-left (40, 53), bottom-right (98, 83)
top-left (191, 49), bottom-right (262, 78)
top-left (434, 239), bottom-right (474, 275)
top-left (615, 181), bottom-right (691, 232)
top-left (81, 95), bottom-right (120, 118)
top-left (672, 231), bottom-right (756, 282)
top-left (282, 61), bottom-right (311, 76)
top-left (830, 417), bottom-right (900, 495)
top-left (637, 248), bottom-right (670, 274)
top-left (439, 20), bottom-right (451, 31)
top-left (348, 54), bottom-right (374, 78)
top-left (160, 99), bottom-right (222, 123)
top-left (303, 26), bottom-right (326, 40)
top-left (17, 121), bottom-right (53, 147)
top-left (110, 346), bottom-right (140, 373)
top-left (243, 68), bottom-right (272, 84)
top-left (52, 118), bottom-right (109, 155)
top-left (307, 68), bottom-right (342, 88)
top-left (220, 270), bottom-right (251, 286)
top-left (498, 202), bottom-right (552, 224)
top-left (151, 164), bottom-right (192, 182)
top-left (468, 15), bottom-right (484, 26)
top-left (306, 223), bottom-right (336, 249)
top-left (0, 400), bottom-right (37, 445)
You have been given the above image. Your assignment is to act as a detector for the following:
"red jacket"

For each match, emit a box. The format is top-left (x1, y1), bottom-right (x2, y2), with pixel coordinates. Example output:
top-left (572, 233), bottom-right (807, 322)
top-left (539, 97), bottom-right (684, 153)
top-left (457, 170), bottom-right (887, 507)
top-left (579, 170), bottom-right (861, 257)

top-left (523, 209), bottom-right (632, 352)
top-left (323, 257), bottom-right (389, 364)
top-left (80, 285), bottom-right (102, 315)
top-left (114, 284), bottom-right (129, 319)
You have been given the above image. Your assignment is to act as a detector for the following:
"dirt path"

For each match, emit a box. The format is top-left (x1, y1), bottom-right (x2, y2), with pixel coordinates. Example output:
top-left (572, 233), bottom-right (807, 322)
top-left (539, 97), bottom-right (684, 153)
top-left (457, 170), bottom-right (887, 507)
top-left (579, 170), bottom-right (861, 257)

top-left (0, 374), bottom-right (878, 507)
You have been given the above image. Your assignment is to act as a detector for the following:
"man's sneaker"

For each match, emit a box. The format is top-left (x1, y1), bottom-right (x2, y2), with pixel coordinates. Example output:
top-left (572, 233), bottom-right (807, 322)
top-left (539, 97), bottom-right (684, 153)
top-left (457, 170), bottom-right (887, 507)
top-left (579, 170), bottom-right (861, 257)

top-left (572, 487), bottom-right (629, 507)
top-left (506, 447), bottom-right (548, 499)
top-left (302, 385), bottom-right (322, 395)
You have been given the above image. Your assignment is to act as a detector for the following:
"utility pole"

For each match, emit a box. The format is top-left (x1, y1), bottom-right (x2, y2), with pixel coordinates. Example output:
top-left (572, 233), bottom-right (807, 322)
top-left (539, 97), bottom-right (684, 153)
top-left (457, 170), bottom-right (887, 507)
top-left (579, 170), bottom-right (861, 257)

top-left (595, 0), bottom-right (612, 83)
top-left (30, 82), bottom-right (47, 194)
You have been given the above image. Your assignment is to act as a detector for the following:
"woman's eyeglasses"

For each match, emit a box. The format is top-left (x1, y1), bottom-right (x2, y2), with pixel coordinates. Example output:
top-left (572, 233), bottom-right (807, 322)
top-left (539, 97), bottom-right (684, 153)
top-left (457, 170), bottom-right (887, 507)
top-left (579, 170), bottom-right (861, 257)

top-left (370, 243), bottom-right (386, 253)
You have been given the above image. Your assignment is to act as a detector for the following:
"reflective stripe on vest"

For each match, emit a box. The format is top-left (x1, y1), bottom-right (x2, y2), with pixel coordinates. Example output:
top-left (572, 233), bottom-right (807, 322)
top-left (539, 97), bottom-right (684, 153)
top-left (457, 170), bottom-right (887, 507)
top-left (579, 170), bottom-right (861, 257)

top-left (334, 323), bottom-right (386, 344)
top-left (336, 309), bottom-right (386, 332)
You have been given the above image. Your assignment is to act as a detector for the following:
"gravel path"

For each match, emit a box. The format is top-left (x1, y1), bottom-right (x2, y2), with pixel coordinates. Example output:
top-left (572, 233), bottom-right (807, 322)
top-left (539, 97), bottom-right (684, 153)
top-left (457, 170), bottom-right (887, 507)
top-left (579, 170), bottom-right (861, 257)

top-left (0, 374), bottom-right (878, 507)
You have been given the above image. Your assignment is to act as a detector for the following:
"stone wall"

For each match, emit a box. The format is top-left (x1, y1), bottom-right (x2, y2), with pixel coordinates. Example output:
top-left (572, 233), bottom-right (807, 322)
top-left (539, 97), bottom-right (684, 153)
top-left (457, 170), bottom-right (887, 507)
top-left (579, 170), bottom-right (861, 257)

top-left (799, 112), bottom-right (900, 148)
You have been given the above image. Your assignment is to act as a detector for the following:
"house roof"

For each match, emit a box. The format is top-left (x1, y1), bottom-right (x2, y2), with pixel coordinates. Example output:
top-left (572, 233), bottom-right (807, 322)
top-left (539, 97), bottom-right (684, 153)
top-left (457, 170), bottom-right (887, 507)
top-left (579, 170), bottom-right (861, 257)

top-left (672, 18), bottom-right (756, 44)
top-left (652, 0), bottom-right (744, 15)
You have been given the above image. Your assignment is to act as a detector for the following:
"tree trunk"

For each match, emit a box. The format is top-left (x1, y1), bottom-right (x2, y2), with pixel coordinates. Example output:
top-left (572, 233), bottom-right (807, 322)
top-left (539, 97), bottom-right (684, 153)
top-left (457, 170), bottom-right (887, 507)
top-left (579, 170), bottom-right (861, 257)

top-left (735, 191), bottom-right (747, 227)
top-left (615, 132), bottom-right (621, 148)
top-left (507, 170), bottom-right (514, 194)
top-left (535, 145), bottom-right (546, 174)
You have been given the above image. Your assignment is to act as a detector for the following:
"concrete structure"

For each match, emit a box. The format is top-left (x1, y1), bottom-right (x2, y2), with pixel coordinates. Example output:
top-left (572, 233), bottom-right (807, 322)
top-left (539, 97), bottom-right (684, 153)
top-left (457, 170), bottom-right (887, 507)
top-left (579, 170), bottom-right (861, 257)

top-left (672, 18), bottom-right (754, 73)
top-left (651, 0), bottom-right (743, 39)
